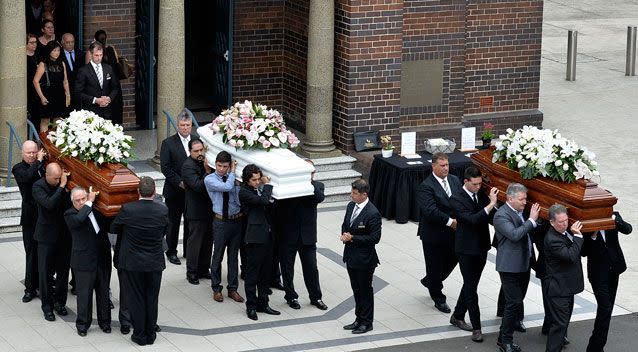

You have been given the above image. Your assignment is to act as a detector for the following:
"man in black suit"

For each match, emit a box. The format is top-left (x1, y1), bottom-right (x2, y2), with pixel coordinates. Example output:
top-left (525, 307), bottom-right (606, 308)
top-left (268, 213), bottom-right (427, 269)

top-left (449, 166), bottom-right (498, 342)
top-left (181, 139), bottom-right (213, 285)
top-left (582, 211), bottom-right (632, 352)
top-left (75, 41), bottom-right (120, 122)
top-left (341, 178), bottom-right (381, 334)
top-left (61, 33), bottom-right (83, 110)
top-left (64, 186), bottom-right (112, 336)
top-left (543, 204), bottom-right (584, 352)
top-left (160, 110), bottom-right (196, 265)
top-left (417, 152), bottom-right (461, 312)
top-left (32, 162), bottom-right (72, 322)
top-left (239, 164), bottom-right (281, 320)
top-left (275, 160), bottom-right (328, 311)
top-left (11, 140), bottom-right (45, 303)
top-left (110, 177), bottom-right (168, 346)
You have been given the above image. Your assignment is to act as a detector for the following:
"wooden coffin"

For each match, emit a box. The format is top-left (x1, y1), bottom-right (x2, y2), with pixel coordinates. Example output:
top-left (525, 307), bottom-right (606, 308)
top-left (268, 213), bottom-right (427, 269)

top-left (40, 132), bottom-right (140, 217)
top-left (471, 148), bottom-right (617, 232)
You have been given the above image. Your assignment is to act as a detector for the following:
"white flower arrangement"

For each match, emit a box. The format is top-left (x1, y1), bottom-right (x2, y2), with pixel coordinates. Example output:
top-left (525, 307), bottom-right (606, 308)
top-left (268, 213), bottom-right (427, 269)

top-left (210, 100), bottom-right (300, 151)
top-left (492, 125), bottom-right (599, 182)
top-left (47, 110), bottom-right (134, 165)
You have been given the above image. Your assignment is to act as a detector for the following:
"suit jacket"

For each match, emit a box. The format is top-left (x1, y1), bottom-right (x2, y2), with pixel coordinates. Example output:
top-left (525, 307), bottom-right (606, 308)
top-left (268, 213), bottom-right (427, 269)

top-left (530, 220), bottom-right (551, 279)
top-left (11, 160), bottom-right (44, 226)
top-left (493, 203), bottom-right (537, 273)
top-left (62, 49), bottom-right (83, 107)
top-left (74, 62), bottom-right (120, 119)
top-left (64, 205), bottom-right (111, 271)
top-left (160, 133), bottom-right (197, 201)
top-left (417, 174), bottom-right (461, 246)
top-left (582, 212), bottom-right (632, 282)
top-left (239, 184), bottom-right (274, 244)
top-left (450, 189), bottom-right (495, 255)
top-left (543, 227), bottom-right (584, 297)
top-left (181, 157), bottom-right (213, 220)
top-left (32, 178), bottom-right (71, 244)
top-left (341, 200), bottom-right (382, 269)
top-left (110, 199), bottom-right (168, 272)
top-left (274, 180), bottom-right (325, 246)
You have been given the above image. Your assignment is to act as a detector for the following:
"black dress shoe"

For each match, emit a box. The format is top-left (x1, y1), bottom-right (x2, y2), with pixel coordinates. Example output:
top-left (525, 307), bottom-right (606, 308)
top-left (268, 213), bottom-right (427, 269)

top-left (310, 300), bottom-right (328, 310)
top-left (257, 305), bottom-right (281, 315)
top-left (44, 311), bottom-right (56, 322)
top-left (496, 310), bottom-right (503, 318)
top-left (147, 332), bottom-right (157, 345)
top-left (246, 308), bottom-right (258, 320)
top-left (434, 302), bottom-right (451, 313)
top-left (22, 292), bottom-right (35, 303)
top-left (120, 325), bottom-right (131, 335)
top-left (514, 320), bottom-right (526, 333)
top-left (420, 277), bottom-right (428, 288)
top-left (287, 299), bottom-right (301, 309)
top-left (471, 329), bottom-right (483, 342)
top-left (131, 335), bottom-right (147, 346)
top-left (167, 254), bottom-right (181, 265)
top-left (54, 304), bottom-right (68, 316)
top-left (352, 324), bottom-right (373, 334)
top-left (499, 343), bottom-right (522, 352)
top-left (343, 321), bottom-right (360, 330)
top-left (77, 329), bottom-right (87, 337)
top-left (450, 316), bottom-right (473, 331)
top-left (155, 325), bottom-right (161, 332)
top-left (271, 282), bottom-right (285, 291)
top-left (100, 325), bottom-right (112, 333)
top-left (186, 274), bottom-right (199, 285)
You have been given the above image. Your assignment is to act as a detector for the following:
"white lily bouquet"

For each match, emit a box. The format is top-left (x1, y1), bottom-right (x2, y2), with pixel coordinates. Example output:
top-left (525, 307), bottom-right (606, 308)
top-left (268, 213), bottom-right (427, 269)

top-left (492, 125), bottom-right (599, 182)
top-left (47, 110), bottom-right (134, 165)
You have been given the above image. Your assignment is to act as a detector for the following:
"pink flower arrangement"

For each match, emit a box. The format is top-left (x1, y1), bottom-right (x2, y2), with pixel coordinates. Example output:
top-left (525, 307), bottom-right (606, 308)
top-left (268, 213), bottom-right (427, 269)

top-left (210, 100), bottom-right (300, 151)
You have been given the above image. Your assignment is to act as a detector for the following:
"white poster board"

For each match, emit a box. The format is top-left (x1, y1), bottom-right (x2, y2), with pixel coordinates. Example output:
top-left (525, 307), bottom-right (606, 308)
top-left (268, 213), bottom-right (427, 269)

top-left (460, 127), bottom-right (477, 151)
top-left (400, 132), bottom-right (420, 158)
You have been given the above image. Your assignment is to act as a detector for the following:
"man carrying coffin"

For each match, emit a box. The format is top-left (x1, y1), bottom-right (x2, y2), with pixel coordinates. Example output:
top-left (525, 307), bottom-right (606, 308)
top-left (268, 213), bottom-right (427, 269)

top-left (64, 186), bottom-right (112, 336)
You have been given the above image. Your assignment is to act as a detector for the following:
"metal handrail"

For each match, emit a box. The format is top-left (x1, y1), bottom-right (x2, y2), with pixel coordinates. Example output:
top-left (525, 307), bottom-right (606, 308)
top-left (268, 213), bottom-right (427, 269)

top-left (5, 121), bottom-right (24, 187)
top-left (26, 119), bottom-right (41, 143)
top-left (183, 108), bottom-right (201, 129)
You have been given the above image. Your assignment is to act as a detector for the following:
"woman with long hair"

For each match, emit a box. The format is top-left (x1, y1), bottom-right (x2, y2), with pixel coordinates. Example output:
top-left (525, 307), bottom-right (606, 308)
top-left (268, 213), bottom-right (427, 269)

top-left (26, 33), bottom-right (41, 128)
top-left (33, 40), bottom-right (70, 132)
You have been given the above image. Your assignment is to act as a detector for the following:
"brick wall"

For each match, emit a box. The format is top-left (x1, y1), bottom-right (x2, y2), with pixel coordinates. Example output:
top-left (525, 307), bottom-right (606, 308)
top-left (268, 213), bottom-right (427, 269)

top-left (82, 0), bottom-right (136, 126)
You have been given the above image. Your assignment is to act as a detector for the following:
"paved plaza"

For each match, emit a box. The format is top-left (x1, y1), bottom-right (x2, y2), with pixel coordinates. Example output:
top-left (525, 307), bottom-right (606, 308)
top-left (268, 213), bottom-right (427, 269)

top-left (0, 0), bottom-right (637, 351)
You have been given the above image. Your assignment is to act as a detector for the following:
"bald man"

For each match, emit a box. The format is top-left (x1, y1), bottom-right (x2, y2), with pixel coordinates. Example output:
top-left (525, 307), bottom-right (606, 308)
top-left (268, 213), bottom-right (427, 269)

top-left (33, 162), bottom-right (72, 322)
top-left (11, 141), bottom-right (46, 302)
top-left (61, 33), bottom-right (83, 110)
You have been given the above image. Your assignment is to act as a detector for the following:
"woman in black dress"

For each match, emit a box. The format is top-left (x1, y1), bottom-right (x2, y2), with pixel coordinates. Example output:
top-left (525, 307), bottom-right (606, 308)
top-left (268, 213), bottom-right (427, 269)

top-left (26, 33), bottom-right (40, 128)
top-left (36, 19), bottom-right (56, 62)
top-left (33, 40), bottom-right (70, 132)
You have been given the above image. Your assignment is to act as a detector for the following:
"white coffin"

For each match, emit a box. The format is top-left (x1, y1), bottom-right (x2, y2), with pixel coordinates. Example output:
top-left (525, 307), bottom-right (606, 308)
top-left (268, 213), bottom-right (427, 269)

top-left (198, 125), bottom-right (315, 199)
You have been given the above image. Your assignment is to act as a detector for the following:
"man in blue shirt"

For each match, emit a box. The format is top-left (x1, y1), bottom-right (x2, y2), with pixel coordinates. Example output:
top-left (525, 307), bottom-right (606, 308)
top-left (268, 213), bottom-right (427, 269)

top-left (204, 151), bottom-right (245, 303)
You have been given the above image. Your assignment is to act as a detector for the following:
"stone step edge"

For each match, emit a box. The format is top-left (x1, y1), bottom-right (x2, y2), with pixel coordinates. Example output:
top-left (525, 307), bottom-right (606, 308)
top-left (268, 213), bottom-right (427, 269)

top-left (310, 155), bottom-right (357, 165)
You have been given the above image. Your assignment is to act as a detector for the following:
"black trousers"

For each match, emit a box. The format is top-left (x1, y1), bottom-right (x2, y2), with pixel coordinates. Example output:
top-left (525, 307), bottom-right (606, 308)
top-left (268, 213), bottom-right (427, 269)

top-left (245, 241), bottom-right (273, 310)
top-left (165, 195), bottom-right (189, 257)
top-left (210, 219), bottom-right (242, 292)
top-left (498, 271), bottom-right (530, 344)
top-left (270, 233), bottom-right (282, 286)
top-left (37, 240), bottom-right (71, 313)
top-left (186, 219), bottom-right (213, 276)
top-left (22, 224), bottom-right (39, 294)
top-left (117, 268), bottom-right (131, 328)
top-left (541, 277), bottom-right (553, 333)
top-left (125, 270), bottom-right (162, 343)
top-left (546, 295), bottom-right (574, 352)
top-left (421, 241), bottom-right (457, 304)
top-left (280, 240), bottom-right (322, 302)
top-left (497, 269), bottom-right (530, 320)
top-left (587, 273), bottom-right (620, 352)
top-left (75, 267), bottom-right (111, 331)
top-left (347, 266), bottom-right (375, 325)
top-left (453, 253), bottom-right (487, 329)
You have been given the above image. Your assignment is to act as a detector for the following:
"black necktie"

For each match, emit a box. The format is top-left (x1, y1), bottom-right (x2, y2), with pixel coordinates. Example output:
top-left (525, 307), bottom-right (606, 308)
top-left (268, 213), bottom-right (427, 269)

top-left (472, 193), bottom-right (478, 204)
top-left (222, 175), bottom-right (229, 220)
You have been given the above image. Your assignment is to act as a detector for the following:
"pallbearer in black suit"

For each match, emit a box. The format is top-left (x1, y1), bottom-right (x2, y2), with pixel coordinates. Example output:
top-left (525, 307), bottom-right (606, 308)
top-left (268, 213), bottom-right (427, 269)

top-left (64, 186), bottom-right (112, 336)
top-left (341, 179), bottom-right (382, 335)
top-left (448, 167), bottom-right (498, 342)
top-left (181, 139), bottom-right (214, 284)
top-left (582, 211), bottom-right (632, 352)
top-left (110, 177), bottom-right (168, 346)
top-left (32, 162), bottom-right (72, 322)
top-left (417, 152), bottom-right (461, 313)
top-left (240, 164), bottom-right (281, 320)
top-left (543, 204), bottom-right (584, 352)
top-left (11, 141), bottom-right (45, 303)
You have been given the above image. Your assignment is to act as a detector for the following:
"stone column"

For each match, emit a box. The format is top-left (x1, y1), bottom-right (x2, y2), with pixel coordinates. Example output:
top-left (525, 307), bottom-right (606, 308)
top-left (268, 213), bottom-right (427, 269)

top-left (154, 0), bottom-right (185, 163)
top-left (302, 0), bottom-right (340, 157)
top-left (0, 0), bottom-right (27, 184)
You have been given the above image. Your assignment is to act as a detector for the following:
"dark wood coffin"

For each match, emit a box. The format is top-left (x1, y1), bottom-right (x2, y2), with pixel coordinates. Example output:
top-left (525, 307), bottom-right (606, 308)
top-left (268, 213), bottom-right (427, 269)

top-left (40, 132), bottom-right (140, 217)
top-left (471, 148), bottom-right (617, 232)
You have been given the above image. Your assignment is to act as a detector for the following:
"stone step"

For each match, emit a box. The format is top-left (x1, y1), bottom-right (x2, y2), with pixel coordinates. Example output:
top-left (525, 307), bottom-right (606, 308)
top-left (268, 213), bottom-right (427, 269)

top-left (0, 217), bottom-right (21, 234)
top-left (0, 199), bottom-right (22, 218)
top-left (0, 186), bottom-right (21, 201)
top-left (314, 169), bottom-right (361, 188)
top-left (311, 155), bottom-right (357, 172)
top-left (324, 185), bottom-right (353, 203)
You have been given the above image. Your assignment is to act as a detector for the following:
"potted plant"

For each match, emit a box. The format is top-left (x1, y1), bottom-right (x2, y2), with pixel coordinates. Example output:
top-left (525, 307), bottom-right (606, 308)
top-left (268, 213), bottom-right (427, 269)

top-left (481, 122), bottom-right (495, 149)
top-left (380, 135), bottom-right (393, 158)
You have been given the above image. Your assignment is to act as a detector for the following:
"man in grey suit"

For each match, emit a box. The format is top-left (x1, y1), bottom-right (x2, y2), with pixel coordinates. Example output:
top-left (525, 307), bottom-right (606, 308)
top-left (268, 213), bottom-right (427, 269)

top-left (493, 183), bottom-right (539, 352)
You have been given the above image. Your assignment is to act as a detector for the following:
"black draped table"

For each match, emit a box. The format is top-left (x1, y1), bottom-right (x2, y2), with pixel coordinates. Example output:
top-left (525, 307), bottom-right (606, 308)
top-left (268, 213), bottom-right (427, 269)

top-left (369, 151), bottom-right (473, 224)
